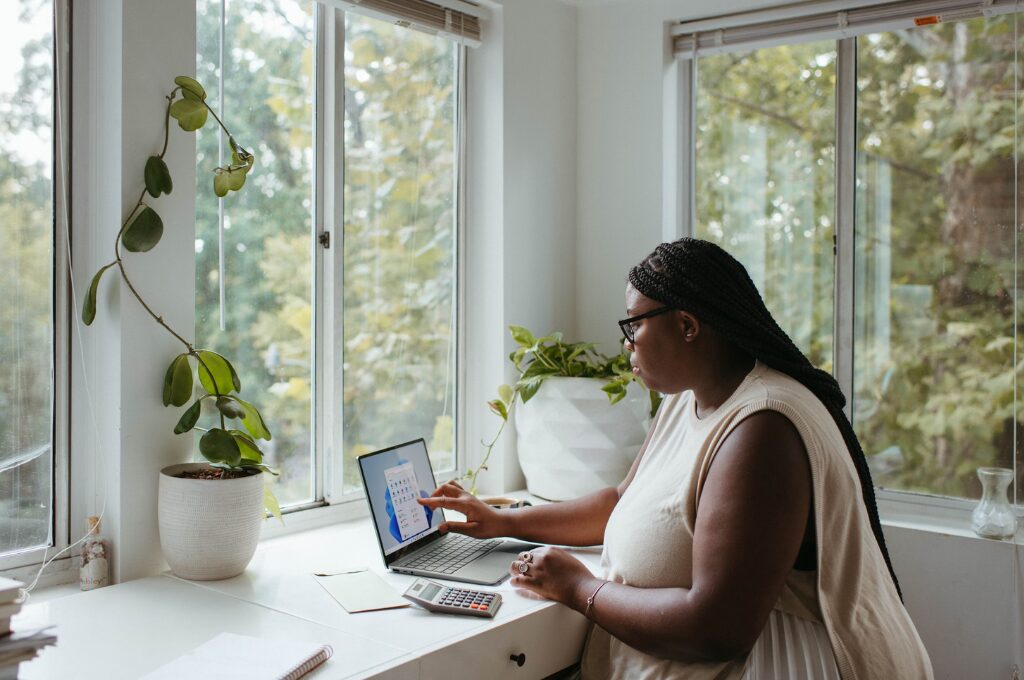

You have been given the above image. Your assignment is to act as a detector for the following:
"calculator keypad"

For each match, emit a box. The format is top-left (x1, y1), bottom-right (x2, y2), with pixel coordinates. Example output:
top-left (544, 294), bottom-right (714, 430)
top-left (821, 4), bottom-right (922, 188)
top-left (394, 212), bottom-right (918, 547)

top-left (440, 588), bottom-right (496, 611)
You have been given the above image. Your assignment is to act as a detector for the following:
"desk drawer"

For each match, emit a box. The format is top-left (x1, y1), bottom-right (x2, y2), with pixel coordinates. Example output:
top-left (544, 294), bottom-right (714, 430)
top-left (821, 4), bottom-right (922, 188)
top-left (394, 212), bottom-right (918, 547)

top-left (417, 605), bottom-right (588, 680)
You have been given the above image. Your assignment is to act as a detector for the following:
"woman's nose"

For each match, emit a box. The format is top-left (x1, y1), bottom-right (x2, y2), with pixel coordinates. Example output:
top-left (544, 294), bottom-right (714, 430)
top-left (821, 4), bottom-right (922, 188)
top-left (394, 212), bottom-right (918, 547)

top-left (623, 338), bottom-right (635, 352)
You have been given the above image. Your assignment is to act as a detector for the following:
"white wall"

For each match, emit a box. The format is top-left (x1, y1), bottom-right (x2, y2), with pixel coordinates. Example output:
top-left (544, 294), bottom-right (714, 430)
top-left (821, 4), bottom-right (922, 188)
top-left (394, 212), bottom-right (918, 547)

top-left (71, 0), bottom-right (196, 582)
top-left (464, 0), bottom-right (578, 494)
top-left (574, 1), bottom-right (1024, 677)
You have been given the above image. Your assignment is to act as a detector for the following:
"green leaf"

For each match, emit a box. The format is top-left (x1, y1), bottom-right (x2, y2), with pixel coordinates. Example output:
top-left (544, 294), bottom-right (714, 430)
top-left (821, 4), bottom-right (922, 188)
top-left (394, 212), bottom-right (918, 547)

top-left (196, 350), bottom-right (241, 395)
top-left (121, 207), bottom-right (164, 252)
top-left (174, 75), bottom-right (206, 100)
top-left (162, 353), bottom-right (193, 407)
top-left (601, 382), bottom-right (625, 397)
top-left (509, 325), bottom-right (535, 347)
top-left (649, 391), bottom-right (662, 419)
top-left (82, 263), bottom-right (115, 326)
top-left (520, 361), bottom-right (559, 381)
top-left (213, 167), bottom-right (247, 197)
top-left (497, 384), bottom-right (514, 407)
top-left (228, 167), bottom-right (247, 191)
top-left (264, 486), bottom-right (284, 524)
top-left (487, 399), bottom-right (508, 421)
top-left (199, 428), bottom-right (241, 466)
top-left (173, 398), bottom-right (203, 434)
top-left (216, 395), bottom-right (246, 419)
top-left (518, 376), bottom-right (547, 403)
top-left (170, 97), bottom-right (208, 131)
top-left (144, 156), bottom-right (173, 198)
top-left (230, 430), bottom-right (263, 463)
top-left (234, 397), bottom-right (272, 441)
top-left (213, 170), bottom-right (230, 197)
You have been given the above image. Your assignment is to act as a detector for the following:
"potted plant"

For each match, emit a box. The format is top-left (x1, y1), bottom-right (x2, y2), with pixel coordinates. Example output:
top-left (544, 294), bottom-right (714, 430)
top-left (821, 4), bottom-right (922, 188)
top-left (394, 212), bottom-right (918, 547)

top-left (466, 326), bottom-right (661, 500)
top-left (83, 76), bottom-right (280, 581)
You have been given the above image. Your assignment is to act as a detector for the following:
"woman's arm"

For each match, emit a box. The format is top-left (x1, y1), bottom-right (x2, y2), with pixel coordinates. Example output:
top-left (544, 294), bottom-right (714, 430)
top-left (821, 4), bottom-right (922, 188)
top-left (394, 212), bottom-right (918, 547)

top-left (514, 410), bottom-right (812, 663)
top-left (419, 437), bottom-right (647, 546)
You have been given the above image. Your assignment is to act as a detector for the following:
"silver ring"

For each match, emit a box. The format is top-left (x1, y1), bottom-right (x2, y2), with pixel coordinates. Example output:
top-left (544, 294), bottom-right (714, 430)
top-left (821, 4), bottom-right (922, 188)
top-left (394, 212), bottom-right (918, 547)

top-left (518, 561), bottom-right (529, 574)
top-left (520, 552), bottom-right (533, 563)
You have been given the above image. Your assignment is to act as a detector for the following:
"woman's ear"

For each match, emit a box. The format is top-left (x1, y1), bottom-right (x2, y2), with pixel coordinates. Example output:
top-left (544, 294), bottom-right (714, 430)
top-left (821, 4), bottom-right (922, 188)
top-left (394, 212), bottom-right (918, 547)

top-left (677, 311), bottom-right (700, 341)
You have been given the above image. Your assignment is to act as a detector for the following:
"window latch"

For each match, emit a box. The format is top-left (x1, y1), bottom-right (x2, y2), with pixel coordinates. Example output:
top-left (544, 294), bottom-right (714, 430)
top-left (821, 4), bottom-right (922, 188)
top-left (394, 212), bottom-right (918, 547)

top-left (318, 231), bottom-right (330, 249)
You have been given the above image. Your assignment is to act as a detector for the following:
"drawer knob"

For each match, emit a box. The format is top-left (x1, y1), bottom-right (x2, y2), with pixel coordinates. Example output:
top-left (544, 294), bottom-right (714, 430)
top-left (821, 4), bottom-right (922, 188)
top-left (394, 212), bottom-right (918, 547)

top-left (510, 652), bottom-right (526, 667)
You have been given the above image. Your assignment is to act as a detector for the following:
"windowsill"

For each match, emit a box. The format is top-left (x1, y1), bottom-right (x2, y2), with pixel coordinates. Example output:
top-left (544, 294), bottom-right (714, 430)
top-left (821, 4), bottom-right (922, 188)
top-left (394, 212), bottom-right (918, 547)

top-left (17, 499), bottom-right (601, 679)
top-left (18, 486), bottom-right (1023, 606)
top-left (878, 489), bottom-right (1024, 547)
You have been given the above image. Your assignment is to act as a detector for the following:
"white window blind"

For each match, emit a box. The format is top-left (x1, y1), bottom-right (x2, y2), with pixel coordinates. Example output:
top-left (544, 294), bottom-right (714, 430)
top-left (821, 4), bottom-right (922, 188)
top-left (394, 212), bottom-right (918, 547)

top-left (319, 0), bottom-right (485, 46)
top-left (672, 0), bottom-right (1020, 57)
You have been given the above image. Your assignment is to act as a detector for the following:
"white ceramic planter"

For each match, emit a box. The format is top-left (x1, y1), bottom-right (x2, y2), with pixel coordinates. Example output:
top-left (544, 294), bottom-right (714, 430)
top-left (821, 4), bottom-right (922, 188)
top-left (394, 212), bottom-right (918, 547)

top-left (516, 377), bottom-right (651, 501)
top-left (158, 463), bottom-right (264, 581)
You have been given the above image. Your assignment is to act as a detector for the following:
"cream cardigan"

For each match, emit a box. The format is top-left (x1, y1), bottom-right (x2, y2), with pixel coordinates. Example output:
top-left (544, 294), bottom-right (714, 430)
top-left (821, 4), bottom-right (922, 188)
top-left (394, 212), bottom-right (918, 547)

top-left (581, 362), bottom-right (933, 679)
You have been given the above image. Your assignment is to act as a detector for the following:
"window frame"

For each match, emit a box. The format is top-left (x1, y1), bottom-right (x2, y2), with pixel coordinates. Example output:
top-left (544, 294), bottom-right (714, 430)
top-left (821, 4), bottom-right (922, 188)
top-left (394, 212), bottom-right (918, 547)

top-left (201, 3), bottom-right (468, 521)
top-left (671, 3), bottom-right (1023, 521)
top-left (0, 0), bottom-right (73, 576)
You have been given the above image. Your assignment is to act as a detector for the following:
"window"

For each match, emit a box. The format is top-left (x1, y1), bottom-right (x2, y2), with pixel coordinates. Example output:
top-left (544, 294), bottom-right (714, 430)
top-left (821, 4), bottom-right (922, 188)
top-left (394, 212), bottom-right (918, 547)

top-left (853, 19), bottom-right (1018, 497)
top-left (680, 3), bottom-right (1022, 502)
top-left (195, 1), bottom-right (461, 509)
top-left (695, 42), bottom-right (836, 371)
top-left (0, 0), bottom-right (64, 561)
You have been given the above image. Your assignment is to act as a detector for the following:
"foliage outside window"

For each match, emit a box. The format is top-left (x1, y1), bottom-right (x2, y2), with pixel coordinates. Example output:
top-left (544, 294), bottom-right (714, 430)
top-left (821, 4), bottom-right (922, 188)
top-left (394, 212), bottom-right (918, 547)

top-left (0, 0), bottom-right (56, 558)
top-left (196, 2), bottom-right (460, 505)
top-left (694, 14), bottom-right (1022, 501)
top-left (341, 12), bottom-right (458, 493)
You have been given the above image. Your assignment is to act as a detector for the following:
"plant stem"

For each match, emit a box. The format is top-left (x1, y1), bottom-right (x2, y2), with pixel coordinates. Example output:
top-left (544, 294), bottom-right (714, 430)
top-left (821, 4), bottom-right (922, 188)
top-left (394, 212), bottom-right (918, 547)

top-left (468, 400), bottom-right (516, 494)
top-left (202, 100), bottom-right (234, 145)
top-left (160, 90), bottom-right (175, 158)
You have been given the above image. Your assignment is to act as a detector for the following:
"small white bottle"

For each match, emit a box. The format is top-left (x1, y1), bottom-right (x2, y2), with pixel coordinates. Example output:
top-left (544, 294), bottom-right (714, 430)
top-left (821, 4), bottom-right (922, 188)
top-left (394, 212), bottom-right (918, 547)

top-left (79, 516), bottom-right (109, 591)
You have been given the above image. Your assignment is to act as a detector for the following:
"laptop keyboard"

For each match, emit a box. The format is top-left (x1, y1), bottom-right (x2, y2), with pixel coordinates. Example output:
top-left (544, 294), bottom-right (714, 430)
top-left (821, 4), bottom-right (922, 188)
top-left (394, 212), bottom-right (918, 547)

top-left (398, 534), bottom-right (502, 574)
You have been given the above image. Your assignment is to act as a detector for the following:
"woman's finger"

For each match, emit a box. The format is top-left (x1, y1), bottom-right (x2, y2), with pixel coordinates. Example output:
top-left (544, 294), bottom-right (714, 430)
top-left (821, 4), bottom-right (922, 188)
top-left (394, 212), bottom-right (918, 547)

top-left (430, 481), bottom-right (464, 498)
top-left (417, 495), bottom-right (466, 511)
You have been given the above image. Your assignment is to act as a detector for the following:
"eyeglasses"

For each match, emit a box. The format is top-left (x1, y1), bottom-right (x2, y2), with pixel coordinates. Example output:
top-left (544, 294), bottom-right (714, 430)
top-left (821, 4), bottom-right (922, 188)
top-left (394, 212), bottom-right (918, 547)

top-left (617, 306), bottom-right (674, 344)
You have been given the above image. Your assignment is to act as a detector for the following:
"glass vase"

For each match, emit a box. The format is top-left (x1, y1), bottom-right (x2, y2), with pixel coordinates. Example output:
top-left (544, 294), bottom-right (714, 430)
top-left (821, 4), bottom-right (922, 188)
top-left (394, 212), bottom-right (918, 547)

top-left (970, 467), bottom-right (1016, 540)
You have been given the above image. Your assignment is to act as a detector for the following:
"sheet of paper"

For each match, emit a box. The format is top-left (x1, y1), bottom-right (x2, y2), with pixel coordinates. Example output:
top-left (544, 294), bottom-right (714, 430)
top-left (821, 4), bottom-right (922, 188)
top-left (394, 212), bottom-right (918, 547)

top-left (314, 570), bottom-right (409, 613)
top-left (384, 461), bottom-right (429, 540)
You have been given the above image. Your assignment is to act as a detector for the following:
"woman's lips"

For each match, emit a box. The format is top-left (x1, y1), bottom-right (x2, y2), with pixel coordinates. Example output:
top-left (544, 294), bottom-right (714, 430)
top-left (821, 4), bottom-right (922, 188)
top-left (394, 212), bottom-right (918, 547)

top-left (631, 366), bottom-right (640, 375)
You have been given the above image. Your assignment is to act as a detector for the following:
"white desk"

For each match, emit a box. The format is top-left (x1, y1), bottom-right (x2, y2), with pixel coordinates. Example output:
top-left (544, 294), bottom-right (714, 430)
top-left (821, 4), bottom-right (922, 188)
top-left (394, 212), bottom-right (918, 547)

top-left (15, 515), bottom-right (602, 679)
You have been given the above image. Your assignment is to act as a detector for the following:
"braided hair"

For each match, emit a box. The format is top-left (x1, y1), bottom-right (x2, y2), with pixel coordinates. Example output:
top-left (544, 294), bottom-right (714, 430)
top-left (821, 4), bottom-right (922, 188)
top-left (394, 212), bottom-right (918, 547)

top-left (629, 237), bottom-right (902, 600)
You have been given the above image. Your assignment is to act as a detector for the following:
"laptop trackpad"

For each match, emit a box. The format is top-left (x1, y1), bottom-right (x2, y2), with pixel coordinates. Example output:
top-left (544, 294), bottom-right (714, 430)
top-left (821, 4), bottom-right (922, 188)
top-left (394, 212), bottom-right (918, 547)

top-left (455, 540), bottom-right (539, 584)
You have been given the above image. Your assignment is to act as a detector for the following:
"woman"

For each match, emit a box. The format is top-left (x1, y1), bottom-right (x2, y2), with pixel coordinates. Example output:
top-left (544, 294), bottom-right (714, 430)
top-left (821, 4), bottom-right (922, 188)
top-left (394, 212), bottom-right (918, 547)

top-left (419, 238), bottom-right (932, 679)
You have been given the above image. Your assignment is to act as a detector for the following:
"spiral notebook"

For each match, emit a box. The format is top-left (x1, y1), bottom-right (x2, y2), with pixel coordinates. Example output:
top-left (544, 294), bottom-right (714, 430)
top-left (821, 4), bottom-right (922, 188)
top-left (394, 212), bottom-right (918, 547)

top-left (143, 633), bottom-right (332, 680)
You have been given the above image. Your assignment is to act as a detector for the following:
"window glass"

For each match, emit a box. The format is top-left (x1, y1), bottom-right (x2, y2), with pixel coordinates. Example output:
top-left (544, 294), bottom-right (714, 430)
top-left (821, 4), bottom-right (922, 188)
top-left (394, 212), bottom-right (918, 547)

top-left (854, 17), bottom-right (1020, 498)
top-left (196, 0), bottom-right (316, 507)
top-left (0, 0), bottom-right (55, 555)
top-left (341, 13), bottom-right (459, 492)
top-left (695, 42), bottom-right (837, 371)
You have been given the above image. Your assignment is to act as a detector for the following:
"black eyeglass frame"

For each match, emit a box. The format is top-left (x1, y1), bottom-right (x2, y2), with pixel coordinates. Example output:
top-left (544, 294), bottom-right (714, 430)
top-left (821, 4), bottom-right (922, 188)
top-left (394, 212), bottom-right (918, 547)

top-left (618, 305), bottom-right (674, 344)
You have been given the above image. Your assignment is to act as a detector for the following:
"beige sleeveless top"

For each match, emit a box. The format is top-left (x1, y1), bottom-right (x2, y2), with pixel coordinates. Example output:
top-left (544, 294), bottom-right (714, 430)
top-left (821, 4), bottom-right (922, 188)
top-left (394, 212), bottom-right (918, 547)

top-left (581, 362), bottom-right (933, 680)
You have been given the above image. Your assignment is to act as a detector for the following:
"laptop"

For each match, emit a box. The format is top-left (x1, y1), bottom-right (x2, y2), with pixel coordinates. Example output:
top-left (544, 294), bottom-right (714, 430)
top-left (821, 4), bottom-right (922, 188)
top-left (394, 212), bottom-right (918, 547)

top-left (358, 438), bottom-right (537, 585)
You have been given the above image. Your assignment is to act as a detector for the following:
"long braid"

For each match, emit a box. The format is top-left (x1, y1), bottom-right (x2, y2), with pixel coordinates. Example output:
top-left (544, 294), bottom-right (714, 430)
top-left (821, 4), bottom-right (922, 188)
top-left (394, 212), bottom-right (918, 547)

top-left (629, 238), bottom-right (902, 601)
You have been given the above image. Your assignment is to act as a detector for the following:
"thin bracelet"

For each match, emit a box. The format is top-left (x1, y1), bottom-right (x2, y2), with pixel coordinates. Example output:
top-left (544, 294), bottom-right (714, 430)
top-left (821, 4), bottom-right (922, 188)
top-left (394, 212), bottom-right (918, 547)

top-left (584, 580), bottom-right (609, 618)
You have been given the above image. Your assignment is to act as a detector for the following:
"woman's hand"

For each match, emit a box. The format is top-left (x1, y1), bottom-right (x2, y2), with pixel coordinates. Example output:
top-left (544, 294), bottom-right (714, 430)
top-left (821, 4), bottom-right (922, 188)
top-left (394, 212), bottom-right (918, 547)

top-left (416, 480), bottom-right (511, 539)
top-left (510, 547), bottom-right (598, 607)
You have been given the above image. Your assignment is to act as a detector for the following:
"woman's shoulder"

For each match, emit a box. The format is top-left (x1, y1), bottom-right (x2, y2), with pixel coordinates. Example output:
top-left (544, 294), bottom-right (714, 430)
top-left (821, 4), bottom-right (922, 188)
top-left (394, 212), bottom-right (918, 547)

top-left (745, 362), bottom-right (822, 407)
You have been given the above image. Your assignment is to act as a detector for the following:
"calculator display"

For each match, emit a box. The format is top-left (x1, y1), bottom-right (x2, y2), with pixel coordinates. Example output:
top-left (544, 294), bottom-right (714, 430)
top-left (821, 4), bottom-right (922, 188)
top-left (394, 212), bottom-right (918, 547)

top-left (421, 583), bottom-right (442, 600)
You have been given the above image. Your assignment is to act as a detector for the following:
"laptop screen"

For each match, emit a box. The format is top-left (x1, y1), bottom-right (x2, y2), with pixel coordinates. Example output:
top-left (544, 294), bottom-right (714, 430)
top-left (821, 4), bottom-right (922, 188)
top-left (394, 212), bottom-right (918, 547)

top-left (358, 439), bottom-right (445, 559)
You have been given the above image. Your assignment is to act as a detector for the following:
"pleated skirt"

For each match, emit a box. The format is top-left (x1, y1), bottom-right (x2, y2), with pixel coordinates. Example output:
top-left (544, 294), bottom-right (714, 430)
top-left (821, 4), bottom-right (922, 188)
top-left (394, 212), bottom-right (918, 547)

top-left (741, 609), bottom-right (841, 680)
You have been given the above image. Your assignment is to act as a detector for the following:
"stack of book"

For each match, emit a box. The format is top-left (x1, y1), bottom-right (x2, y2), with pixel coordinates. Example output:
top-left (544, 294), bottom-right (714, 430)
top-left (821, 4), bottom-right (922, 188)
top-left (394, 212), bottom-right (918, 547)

top-left (0, 577), bottom-right (56, 680)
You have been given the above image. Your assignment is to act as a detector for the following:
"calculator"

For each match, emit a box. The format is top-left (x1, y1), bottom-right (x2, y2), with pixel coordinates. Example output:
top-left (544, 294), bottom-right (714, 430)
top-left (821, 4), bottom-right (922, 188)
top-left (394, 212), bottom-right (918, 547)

top-left (402, 578), bottom-right (502, 617)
